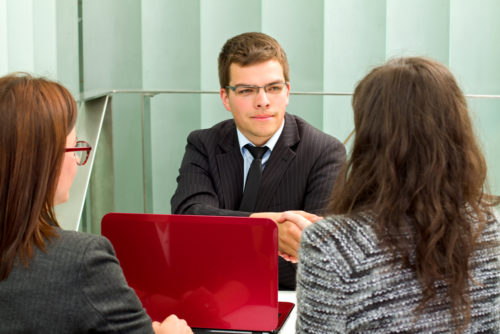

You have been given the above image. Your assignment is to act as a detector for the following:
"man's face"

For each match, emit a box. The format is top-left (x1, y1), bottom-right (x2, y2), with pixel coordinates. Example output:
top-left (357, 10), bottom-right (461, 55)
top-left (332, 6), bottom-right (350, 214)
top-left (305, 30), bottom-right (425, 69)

top-left (220, 60), bottom-right (290, 146)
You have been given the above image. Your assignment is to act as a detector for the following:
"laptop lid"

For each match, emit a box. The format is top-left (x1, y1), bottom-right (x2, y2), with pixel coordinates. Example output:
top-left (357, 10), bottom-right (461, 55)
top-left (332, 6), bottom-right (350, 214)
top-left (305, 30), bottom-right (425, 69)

top-left (101, 213), bottom-right (289, 332)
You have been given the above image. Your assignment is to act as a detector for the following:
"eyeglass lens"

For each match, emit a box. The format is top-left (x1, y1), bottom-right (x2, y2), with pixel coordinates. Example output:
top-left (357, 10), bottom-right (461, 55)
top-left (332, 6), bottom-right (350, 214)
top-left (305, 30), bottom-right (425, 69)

top-left (75, 141), bottom-right (90, 166)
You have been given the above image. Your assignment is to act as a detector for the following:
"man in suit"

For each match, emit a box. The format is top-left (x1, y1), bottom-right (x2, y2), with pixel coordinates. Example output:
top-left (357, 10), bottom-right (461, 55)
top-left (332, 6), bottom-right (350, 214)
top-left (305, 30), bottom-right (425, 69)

top-left (171, 32), bottom-right (345, 290)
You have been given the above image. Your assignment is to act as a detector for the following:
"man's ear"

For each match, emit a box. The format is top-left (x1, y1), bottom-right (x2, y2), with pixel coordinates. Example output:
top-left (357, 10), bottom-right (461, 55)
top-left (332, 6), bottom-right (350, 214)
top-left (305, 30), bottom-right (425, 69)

top-left (220, 88), bottom-right (231, 111)
top-left (285, 82), bottom-right (290, 107)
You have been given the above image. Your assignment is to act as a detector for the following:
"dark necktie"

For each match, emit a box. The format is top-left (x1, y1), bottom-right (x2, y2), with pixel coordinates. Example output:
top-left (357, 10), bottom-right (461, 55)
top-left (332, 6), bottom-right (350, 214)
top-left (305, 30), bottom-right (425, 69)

top-left (239, 144), bottom-right (268, 211)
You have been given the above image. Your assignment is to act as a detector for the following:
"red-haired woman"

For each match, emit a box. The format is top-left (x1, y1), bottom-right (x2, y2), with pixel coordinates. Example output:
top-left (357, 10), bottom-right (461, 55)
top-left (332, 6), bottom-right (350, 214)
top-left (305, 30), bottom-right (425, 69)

top-left (0, 73), bottom-right (192, 334)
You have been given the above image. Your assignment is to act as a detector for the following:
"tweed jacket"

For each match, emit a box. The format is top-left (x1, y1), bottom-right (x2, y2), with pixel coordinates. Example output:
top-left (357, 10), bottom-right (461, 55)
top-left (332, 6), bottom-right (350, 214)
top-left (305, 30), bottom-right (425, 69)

top-left (296, 211), bottom-right (500, 333)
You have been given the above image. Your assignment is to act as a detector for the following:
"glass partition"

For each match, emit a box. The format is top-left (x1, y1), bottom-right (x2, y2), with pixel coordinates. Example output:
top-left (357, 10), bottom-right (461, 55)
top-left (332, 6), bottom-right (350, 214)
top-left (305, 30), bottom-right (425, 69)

top-left (74, 90), bottom-right (500, 234)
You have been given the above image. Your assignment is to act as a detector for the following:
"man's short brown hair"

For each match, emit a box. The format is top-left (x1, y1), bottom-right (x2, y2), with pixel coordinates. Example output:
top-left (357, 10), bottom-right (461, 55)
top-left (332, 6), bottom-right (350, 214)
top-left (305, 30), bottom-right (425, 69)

top-left (218, 32), bottom-right (289, 88)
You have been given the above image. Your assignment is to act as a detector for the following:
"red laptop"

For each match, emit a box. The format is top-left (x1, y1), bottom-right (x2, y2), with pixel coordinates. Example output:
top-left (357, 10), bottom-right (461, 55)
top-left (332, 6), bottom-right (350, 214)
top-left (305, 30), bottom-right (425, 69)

top-left (101, 213), bottom-right (294, 333)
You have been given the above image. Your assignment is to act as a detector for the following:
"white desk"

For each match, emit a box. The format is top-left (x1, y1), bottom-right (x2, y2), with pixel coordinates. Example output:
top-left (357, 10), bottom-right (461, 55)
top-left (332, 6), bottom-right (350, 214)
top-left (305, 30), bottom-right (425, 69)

top-left (278, 290), bottom-right (297, 333)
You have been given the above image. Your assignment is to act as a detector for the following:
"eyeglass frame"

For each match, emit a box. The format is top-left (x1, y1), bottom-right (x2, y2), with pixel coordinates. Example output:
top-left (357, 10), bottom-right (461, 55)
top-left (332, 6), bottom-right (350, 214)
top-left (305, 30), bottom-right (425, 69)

top-left (65, 140), bottom-right (92, 166)
top-left (225, 81), bottom-right (288, 97)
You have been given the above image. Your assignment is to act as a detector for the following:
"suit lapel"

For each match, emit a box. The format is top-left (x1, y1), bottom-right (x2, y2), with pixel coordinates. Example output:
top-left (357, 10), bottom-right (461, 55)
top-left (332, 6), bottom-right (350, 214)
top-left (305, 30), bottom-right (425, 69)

top-left (216, 122), bottom-right (244, 209)
top-left (256, 114), bottom-right (299, 210)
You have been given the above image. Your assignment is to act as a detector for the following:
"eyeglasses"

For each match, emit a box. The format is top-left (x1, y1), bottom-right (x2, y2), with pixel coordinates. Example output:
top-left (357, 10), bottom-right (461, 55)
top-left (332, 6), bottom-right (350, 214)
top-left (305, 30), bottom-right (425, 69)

top-left (65, 140), bottom-right (92, 166)
top-left (225, 82), bottom-right (288, 97)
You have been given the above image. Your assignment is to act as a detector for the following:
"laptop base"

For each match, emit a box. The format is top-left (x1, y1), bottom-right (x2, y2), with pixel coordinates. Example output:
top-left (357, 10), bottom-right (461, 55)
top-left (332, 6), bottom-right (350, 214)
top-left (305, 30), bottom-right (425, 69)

top-left (192, 301), bottom-right (294, 334)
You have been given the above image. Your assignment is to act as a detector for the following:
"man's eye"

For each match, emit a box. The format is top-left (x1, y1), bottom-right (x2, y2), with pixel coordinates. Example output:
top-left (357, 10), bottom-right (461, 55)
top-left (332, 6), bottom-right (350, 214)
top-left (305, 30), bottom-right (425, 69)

top-left (267, 84), bottom-right (283, 93)
top-left (236, 88), bottom-right (255, 95)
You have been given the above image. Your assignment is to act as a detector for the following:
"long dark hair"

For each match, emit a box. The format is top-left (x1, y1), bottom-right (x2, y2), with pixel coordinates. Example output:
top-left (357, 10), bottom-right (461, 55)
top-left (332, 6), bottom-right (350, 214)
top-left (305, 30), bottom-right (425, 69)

top-left (0, 73), bottom-right (77, 280)
top-left (327, 57), bottom-right (499, 330)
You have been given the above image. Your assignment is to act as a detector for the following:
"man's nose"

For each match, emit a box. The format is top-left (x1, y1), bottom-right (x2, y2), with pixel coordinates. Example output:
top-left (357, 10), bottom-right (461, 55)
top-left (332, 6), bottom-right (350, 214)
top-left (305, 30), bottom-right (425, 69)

top-left (254, 88), bottom-right (270, 108)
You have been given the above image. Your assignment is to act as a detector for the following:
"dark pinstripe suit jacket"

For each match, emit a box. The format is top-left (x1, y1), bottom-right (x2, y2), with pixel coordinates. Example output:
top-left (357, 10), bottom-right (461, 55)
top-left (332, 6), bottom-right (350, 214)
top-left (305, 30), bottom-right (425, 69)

top-left (171, 113), bottom-right (346, 289)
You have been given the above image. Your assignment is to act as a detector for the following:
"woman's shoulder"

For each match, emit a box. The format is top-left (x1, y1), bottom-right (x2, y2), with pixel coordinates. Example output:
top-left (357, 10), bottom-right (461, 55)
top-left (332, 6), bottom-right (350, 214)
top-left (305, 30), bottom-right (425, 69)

top-left (37, 229), bottom-right (120, 292)
top-left (303, 213), bottom-right (376, 246)
top-left (55, 228), bottom-right (109, 244)
top-left (49, 228), bottom-right (114, 259)
top-left (301, 213), bottom-right (380, 266)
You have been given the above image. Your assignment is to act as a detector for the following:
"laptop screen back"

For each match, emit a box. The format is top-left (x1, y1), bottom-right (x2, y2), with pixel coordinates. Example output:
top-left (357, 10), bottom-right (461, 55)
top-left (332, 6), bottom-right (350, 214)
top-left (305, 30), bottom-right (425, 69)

top-left (101, 213), bottom-right (279, 331)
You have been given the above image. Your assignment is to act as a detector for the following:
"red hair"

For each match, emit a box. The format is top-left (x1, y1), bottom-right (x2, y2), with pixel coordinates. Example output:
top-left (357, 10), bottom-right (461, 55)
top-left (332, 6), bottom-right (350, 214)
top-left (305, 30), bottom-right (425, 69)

top-left (0, 73), bottom-right (77, 280)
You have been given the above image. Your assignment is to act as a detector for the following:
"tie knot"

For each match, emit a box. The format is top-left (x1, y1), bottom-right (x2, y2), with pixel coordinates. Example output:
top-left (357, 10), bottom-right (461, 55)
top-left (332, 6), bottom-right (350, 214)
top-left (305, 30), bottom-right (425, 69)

top-left (245, 144), bottom-right (268, 160)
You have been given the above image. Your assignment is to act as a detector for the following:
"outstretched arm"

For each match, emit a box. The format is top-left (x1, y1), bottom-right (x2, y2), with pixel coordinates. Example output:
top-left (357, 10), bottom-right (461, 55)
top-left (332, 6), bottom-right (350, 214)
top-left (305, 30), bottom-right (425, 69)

top-left (251, 211), bottom-right (320, 262)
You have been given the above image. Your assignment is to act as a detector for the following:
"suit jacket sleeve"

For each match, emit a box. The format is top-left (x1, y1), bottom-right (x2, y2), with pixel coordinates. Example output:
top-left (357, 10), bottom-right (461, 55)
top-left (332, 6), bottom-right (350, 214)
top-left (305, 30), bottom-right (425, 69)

top-left (171, 129), bottom-right (249, 217)
top-left (81, 236), bottom-right (154, 333)
top-left (301, 133), bottom-right (346, 215)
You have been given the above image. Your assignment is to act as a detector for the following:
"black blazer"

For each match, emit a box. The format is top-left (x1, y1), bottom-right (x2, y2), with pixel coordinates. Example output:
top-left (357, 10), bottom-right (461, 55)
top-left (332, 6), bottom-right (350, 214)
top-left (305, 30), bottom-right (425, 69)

top-left (171, 113), bottom-right (346, 289)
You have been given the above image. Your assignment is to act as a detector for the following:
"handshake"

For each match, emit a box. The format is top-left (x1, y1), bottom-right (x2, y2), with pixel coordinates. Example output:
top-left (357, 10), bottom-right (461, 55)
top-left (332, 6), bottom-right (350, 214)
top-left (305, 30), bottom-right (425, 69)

top-left (249, 211), bottom-right (322, 263)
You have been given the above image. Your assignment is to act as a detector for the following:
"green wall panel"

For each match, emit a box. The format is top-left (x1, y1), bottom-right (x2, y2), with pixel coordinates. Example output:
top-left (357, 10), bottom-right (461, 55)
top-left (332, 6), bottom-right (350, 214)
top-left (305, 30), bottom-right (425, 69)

top-left (2, 0), bottom-right (78, 94)
top-left (449, 0), bottom-right (500, 94)
top-left (6, 0), bottom-right (34, 71)
top-left (33, 0), bottom-right (57, 77)
top-left (469, 99), bottom-right (500, 195)
top-left (200, 0), bottom-right (262, 128)
top-left (82, 0), bottom-right (142, 91)
top-left (0, 0), bottom-right (6, 74)
top-left (386, 0), bottom-right (450, 63)
top-left (323, 0), bottom-right (387, 144)
top-left (82, 0), bottom-right (144, 215)
top-left (55, 0), bottom-right (79, 96)
top-left (263, 0), bottom-right (324, 129)
top-left (142, 0), bottom-right (202, 213)
top-left (450, 1), bottom-right (500, 195)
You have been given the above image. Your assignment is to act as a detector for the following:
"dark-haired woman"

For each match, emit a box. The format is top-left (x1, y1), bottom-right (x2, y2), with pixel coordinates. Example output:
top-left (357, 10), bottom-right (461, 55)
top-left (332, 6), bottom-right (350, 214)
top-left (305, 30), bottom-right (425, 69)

top-left (286, 57), bottom-right (499, 333)
top-left (0, 73), bottom-right (192, 334)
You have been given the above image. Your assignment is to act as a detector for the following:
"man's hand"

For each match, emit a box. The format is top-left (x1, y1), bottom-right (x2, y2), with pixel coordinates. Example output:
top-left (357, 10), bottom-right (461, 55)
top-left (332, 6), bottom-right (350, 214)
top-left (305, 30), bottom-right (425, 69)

top-left (250, 211), bottom-right (321, 262)
top-left (152, 314), bottom-right (193, 334)
top-left (287, 210), bottom-right (323, 224)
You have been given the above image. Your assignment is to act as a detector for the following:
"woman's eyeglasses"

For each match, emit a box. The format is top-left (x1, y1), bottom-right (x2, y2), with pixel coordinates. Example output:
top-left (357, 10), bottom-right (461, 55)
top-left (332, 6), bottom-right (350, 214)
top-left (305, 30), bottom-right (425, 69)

top-left (65, 140), bottom-right (92, 166)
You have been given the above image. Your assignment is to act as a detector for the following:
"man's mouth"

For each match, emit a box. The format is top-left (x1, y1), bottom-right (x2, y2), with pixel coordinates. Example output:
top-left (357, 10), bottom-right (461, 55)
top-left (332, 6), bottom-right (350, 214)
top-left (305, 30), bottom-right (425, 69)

top-left (252, 114), bottom-right (274, 120)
